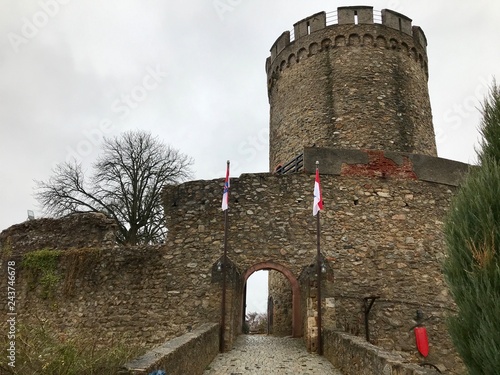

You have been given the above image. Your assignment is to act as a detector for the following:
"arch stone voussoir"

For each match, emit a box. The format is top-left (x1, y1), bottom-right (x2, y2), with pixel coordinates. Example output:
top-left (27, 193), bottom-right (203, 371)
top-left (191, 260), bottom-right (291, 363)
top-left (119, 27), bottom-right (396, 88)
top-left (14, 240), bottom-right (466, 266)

top-left (244, 261), bottom-right (302, 337)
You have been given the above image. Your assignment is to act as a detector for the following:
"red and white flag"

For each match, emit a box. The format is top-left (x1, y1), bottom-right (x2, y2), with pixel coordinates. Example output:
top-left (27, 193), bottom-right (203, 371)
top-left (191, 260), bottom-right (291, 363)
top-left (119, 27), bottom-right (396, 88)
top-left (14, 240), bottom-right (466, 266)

top-left (313, 167), bottom-right (323, 216)
top-left (221, 161), bottom-right (230, 211)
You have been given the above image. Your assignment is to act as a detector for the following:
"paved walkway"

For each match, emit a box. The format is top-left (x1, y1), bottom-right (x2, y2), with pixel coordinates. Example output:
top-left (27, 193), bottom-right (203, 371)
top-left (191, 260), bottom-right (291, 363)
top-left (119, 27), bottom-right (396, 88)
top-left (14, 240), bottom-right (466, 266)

top-left (203, 335), bottom-right (344, 375)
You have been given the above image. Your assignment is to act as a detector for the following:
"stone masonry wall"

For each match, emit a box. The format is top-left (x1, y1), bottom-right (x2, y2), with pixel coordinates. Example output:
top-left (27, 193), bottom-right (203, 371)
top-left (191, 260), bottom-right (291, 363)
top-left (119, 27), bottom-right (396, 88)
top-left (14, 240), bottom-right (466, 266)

top-left (164, 170), bottom-right (464, 372)
top-left (298, 262), bottom-right (336, 352)
top-left (120, 323), bottom-right (219, 375)
top-left (324, 329), bottom-right (438, 375)
top-left (0, 212), bottom-right (117, 257)
top-left (268, 270), bottom-right (292, 336)
top-left (0, 214), bottom-right (231, 351)
top-left (1, 160), bottom-right (465, 372)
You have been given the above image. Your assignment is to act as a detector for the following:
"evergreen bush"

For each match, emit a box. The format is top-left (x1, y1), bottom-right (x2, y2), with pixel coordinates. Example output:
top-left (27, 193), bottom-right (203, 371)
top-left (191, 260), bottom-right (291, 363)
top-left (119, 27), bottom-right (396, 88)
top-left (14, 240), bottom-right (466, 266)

top-left (444, 83), bottom-right (500, 374)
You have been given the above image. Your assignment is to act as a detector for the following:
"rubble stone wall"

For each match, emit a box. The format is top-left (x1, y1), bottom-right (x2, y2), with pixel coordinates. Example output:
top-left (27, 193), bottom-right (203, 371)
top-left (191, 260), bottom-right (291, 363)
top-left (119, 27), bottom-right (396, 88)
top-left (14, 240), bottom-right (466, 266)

top-left (119, 323), bottom-right (219, 375)
top-left (163, 169), bottom-right (464, 372)
top-left (324, 329), bottom-right (438, 375)
top-left (267, 7), bottom-right (435, 170)
top-left (0, 214), bottom-right (228, 350)
top-left (0, 155), bottom-right (466, 372)
top-left (268, 270), bottom-right (293, 336)
top-left (0, 212), bottom-right (117, 257)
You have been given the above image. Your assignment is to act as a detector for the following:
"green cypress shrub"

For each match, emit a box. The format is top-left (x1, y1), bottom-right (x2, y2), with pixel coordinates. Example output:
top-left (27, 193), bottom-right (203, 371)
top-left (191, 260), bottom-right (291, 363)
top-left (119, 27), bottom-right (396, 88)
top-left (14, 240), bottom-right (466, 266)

top-left (443, 83), bottom-right (500, 374)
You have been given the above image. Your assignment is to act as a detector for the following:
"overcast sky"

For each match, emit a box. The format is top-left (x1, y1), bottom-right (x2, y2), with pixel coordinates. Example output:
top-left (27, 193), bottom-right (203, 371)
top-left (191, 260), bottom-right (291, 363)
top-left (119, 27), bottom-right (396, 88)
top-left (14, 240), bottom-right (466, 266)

top-left (1, 0), bottom-right (499, 230)
top-left (1, 1), bottom-right (499, 312)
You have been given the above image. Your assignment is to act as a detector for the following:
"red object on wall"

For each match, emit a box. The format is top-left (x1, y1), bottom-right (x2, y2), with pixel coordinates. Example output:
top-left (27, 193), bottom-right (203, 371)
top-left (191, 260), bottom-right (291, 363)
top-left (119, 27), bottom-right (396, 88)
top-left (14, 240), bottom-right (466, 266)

top-left (414, 326), bottom-right (429, 357)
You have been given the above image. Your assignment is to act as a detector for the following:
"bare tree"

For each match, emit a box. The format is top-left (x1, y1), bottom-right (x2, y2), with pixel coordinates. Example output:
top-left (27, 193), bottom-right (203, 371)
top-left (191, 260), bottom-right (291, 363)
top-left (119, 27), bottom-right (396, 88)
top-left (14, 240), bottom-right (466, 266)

top-left (35, 130), bottom-right (193, 245)
top-left (245, 312), bottom-right (268, 333)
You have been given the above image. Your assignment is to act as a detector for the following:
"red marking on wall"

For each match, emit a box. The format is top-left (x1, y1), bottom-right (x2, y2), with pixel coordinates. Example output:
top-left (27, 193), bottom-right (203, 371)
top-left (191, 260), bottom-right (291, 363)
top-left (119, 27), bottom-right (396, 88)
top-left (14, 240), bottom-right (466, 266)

top-left (340, 150), bottom-right (418, 180)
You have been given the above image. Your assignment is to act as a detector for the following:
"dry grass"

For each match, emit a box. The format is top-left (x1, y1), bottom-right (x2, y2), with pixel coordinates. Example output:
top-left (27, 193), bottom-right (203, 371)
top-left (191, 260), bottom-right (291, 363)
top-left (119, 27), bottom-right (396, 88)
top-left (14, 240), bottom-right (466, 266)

top-left (0, 315), bottom-right (144, 375)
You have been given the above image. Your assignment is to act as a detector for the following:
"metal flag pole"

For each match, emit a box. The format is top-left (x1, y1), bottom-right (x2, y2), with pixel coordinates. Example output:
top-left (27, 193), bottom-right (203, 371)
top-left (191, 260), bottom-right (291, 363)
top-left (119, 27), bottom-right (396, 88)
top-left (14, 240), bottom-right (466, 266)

top-left (316, 161), bottom-right (323, 355)
top-left (220, 160), bottom-right (230, 352)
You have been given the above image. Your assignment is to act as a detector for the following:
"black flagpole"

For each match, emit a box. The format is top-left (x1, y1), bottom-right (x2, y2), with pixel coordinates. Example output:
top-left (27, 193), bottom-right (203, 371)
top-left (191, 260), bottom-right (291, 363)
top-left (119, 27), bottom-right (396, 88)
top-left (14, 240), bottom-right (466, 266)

top-left (220, 160), bottom-right (229, 352)
top-left (316, 161), bottom-right (323, 355)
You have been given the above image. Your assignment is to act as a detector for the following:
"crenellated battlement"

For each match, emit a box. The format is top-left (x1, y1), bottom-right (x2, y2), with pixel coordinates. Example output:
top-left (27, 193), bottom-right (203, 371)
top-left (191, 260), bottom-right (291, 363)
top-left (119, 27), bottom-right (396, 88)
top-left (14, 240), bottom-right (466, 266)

top-left (266, 7), bottom-right (428, 78)
top-left (266, 6), bottom-right (435, 169)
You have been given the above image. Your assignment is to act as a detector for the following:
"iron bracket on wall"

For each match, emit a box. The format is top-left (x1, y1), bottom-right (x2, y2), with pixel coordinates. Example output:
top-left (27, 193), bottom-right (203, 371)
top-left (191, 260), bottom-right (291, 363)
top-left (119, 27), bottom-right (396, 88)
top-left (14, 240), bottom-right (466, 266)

top-left (363, 295), bottom-right (380, 342)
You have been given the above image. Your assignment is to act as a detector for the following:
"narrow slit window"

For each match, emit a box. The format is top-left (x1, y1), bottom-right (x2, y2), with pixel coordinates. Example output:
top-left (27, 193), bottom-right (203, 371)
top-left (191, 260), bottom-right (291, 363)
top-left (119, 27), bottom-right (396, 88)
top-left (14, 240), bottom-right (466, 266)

top-left (354, 11), bottom-right (359, 25)
top-left (307, 21), bottom-right (311, 35)
top-left (398, 18), bottom-right (402, 31)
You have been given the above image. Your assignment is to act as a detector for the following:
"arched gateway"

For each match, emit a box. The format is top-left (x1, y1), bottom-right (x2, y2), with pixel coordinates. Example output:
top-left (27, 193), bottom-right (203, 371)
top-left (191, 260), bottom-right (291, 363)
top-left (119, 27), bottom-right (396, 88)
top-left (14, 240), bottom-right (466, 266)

top-left (243, 261), bottom-right (302, 338)
top-left (163, 6), bottom-right (468, 371)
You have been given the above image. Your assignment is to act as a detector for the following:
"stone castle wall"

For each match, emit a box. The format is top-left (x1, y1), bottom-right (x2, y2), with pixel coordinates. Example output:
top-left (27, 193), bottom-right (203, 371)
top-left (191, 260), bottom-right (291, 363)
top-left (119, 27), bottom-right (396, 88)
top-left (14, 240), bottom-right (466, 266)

top-left (267, 7), bottom-right (435, 170)
top-left (0, 151), bottom-right (467, 372)
top-left (120, 323), bottom-right (220, 375)
top-left (0, 213), bottom-right (117, 257)
top-left (162, 151), bottom-right (466, 372)
top-left (0, 216), bottom-right (226, 350)
top-left (268, 270), bottom-right (292, 336)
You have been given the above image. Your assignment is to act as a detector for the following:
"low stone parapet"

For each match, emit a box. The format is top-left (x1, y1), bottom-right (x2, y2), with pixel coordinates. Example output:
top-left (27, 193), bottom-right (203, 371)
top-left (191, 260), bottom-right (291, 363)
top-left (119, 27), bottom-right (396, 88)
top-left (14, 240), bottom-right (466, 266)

top-left (323, 329), bottom-right (439, 375)
top-left (119, 323), bottom-right (219, 375)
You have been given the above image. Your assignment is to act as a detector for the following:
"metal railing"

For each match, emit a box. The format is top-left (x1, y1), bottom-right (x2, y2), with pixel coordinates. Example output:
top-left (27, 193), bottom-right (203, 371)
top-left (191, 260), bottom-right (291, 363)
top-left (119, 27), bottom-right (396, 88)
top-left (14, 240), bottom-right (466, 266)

top-left (275, 153), bottom-right (304, 174)
top-left (289, 9), bottom-right (384, 42)
top-left (325, 11), bottom-right (338, 26)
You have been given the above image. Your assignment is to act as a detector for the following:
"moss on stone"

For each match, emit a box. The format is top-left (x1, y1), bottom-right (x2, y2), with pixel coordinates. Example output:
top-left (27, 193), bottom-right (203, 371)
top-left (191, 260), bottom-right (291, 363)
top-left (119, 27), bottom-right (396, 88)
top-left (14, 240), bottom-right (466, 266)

top-left (22, 248), bottom-right (61, 299)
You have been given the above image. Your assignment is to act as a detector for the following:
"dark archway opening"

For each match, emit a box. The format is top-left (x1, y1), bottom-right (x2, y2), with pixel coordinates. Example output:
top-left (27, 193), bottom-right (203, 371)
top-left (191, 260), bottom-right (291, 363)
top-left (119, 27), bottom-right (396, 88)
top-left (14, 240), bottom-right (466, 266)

top-left (242, 261), bottom-right (302, 338)
top-left (244, 270), bottom-right (268, 334)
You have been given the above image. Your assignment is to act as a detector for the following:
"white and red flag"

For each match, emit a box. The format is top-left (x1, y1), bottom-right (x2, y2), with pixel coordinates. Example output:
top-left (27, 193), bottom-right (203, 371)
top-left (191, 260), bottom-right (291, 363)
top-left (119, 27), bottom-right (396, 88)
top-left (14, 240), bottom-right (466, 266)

top-left (221, 161), bottom-right (230, 211)
top-left (313, 166), bottom-right (323, 216)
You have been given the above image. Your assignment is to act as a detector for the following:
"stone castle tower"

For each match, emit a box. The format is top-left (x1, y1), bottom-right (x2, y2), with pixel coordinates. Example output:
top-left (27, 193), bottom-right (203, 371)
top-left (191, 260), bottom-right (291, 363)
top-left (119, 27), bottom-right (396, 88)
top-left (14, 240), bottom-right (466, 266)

top-left (266, 6), bottom-right (436, 171)
top-left (0, 6), bottom-right (469, 374)
top-left (263, 7), bottom-right (466, 370)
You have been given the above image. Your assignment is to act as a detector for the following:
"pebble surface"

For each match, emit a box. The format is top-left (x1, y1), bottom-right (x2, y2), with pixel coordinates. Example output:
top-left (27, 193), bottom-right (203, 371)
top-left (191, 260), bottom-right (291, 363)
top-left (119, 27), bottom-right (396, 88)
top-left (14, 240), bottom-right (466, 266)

top-left (202, 335), bottom-right (344, 375)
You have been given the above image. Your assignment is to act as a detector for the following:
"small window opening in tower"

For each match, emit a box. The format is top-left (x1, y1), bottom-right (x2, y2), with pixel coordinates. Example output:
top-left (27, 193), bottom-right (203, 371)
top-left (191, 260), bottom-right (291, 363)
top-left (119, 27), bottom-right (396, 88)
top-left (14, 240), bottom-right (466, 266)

top-left (398, 18), bottom-right (402, 31)
top-left (307, 21), bottom-right (311, 35)
top-left (354, 11), bottom-right (358, 25)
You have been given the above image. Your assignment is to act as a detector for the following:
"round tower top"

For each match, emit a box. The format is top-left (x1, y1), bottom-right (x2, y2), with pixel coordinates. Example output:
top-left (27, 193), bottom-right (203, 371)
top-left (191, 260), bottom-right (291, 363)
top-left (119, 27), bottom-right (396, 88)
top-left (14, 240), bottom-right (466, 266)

top-left (265, 6), bottom-right (437, 169)
top-left (266, 6), bottom-right (428, 75)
